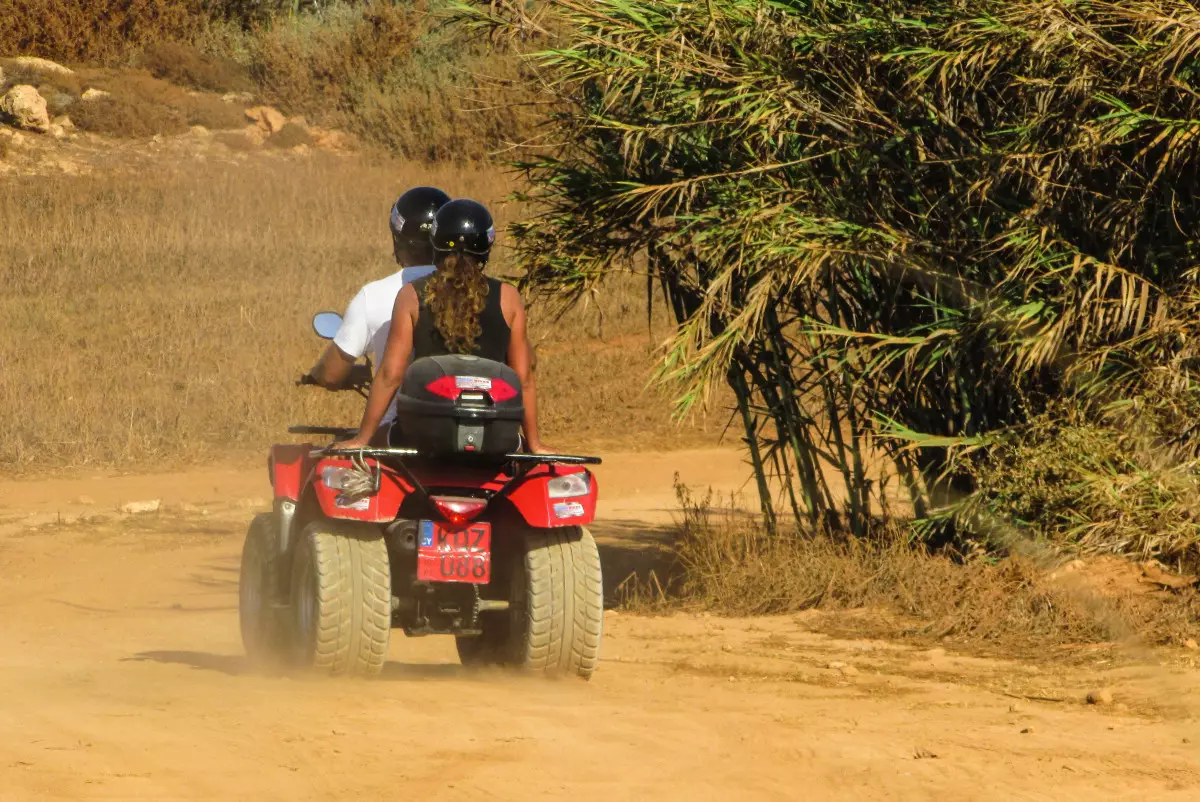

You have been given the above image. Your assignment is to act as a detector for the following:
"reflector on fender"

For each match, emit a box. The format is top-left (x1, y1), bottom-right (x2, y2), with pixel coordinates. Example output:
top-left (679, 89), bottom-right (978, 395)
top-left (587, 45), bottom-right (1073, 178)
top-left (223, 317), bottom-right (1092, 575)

top-left (430, 495), bottom-right (488, 526)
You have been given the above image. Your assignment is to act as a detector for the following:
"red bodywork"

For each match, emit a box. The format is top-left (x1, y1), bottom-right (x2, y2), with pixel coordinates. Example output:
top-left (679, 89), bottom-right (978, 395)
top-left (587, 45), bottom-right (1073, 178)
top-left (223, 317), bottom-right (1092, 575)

top-left (268, 443), bottom-right (598, 528)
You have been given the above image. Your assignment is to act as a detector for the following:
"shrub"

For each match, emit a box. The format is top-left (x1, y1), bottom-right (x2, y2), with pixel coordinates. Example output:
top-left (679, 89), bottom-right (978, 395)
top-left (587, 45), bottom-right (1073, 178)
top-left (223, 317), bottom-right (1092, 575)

top-left (668, 484), bottom-right (1200, 653)
top-left (0, 0), bottom-right (203, 64)
top-left (140, 41), bottom-right (252, 93)
top-left (71, 70), bottom-right (247, 137)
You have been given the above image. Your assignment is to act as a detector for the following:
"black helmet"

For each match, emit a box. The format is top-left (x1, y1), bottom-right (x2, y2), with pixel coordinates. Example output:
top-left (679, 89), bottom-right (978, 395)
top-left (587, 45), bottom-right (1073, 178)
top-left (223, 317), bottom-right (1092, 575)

top-left (431, 199), bottom-right (495, 261)
top-left (390, 186), bottom-right (451, 259)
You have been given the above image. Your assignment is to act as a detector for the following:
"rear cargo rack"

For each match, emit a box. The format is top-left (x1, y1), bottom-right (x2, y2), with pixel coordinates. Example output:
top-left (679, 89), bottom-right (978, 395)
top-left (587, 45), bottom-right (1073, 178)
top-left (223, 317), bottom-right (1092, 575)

top-left (308, 445), bottom-right (601, 466)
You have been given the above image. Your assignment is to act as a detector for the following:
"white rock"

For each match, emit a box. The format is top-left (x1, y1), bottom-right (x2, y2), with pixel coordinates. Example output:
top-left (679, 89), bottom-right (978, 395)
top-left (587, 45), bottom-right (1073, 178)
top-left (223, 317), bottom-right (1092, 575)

top-left (0, 85), bottom-right (49, 133)
top-left (120, 499), bottom-right (162, 515)
top-left (81, 88), bottom-right (111, 101)
top-left (8, 56), bottom-right (74, 77)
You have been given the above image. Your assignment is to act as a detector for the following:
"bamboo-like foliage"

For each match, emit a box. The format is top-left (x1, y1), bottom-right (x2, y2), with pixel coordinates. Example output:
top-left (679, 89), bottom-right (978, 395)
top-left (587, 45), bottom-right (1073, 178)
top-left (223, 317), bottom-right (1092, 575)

top-left (469, 0), bottom-right (1200, 556)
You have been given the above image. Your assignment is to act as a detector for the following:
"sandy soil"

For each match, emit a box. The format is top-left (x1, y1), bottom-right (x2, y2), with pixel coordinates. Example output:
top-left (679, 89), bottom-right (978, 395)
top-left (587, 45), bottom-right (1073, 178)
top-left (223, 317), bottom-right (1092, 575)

top-left (0, 448), bottom-right (1198, 800)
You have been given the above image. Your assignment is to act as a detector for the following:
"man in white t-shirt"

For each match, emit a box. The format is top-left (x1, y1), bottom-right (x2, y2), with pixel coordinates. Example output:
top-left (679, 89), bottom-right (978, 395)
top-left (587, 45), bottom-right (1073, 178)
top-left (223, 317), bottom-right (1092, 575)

top-left (303, 186), bottom-right (451, 439)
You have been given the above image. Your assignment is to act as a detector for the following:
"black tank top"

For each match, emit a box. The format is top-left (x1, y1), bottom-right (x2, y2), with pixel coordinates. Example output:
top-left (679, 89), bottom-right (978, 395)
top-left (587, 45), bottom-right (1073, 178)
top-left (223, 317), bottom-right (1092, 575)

top-left (410, 276), bottom-right (512, 362)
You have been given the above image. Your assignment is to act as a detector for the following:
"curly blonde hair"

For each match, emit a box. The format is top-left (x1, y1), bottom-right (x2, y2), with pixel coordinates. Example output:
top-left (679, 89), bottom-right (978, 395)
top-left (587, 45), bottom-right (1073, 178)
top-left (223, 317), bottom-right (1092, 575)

top-left (424, 252), bottom-right (489, 353)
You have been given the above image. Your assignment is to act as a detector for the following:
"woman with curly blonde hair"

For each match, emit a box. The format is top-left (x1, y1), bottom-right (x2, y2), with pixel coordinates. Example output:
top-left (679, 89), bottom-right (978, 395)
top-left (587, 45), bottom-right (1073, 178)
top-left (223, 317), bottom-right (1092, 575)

top-left (342, 199), bottom-right (547, 453)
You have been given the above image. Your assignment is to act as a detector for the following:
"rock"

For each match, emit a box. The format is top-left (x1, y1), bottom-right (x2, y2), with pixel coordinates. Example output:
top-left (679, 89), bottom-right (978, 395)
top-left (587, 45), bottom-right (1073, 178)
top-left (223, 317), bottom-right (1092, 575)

top-left (0, 85), bottom-right (50, 133)
top-left (312, 128), bottom-right (356, 151)
top-left (1185, 639), bottom-right (1198, 651)
top-left (221, 91), bottom-right (254, 105)
top-left (120, 499), bottom-right (162, 515)
top-left (48, 115), bottom-right (73, 139)
top-left (8, 56), bottom-right (73, 77)
top-left (1021, 727), bottom-right (1035, 734)
top-left (245, 105), bottom-right (286, 134)
top-left (721, 644), bottom-right (734, 653)
top-left (839, 664), bottom-right (860, 677)
top-left (75, 495), bottom-right (95, 505)
top-left (1086, 688), bottom-right (1114, 706)
top-left (0, 64), bottom-right (5, 87)
top-left (189, 125), bottom-right (211, 138)
top-left (81, 88), bottom-right (111, 102)
top-left (826, 661), bottom-right (846, 670)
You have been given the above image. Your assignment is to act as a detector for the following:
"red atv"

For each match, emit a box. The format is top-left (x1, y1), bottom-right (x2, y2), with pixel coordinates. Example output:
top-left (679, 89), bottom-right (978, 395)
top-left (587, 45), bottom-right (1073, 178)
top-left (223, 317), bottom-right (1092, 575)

top-left (238, 311), bottom-right (604, 679)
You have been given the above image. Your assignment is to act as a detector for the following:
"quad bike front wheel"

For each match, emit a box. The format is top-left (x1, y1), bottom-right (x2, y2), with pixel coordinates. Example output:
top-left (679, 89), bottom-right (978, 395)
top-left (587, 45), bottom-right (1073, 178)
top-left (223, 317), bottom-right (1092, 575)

top-left (239, 513), bottom-right (288, 666)
top-left (457, 525), bottom-right (604, 680)
top-left (289, 520), bottom-right (391, 678)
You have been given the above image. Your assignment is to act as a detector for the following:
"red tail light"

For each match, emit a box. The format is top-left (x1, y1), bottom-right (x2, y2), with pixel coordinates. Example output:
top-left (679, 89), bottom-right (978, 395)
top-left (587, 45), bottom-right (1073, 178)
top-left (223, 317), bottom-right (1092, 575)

top-left (425, 376), bottom-right (518, 403)
top-left (425, 377), bottom-right (461, 399)
top-left (430, 496), bottom-right (488, 526)
top-left (489, 379), bottom-right (518, 403)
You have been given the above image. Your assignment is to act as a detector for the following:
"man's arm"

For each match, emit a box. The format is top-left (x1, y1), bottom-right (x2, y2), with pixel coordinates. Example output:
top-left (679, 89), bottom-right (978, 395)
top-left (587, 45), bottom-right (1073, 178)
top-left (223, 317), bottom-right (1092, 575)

top-left (307, 342), bottom-right (357, 390)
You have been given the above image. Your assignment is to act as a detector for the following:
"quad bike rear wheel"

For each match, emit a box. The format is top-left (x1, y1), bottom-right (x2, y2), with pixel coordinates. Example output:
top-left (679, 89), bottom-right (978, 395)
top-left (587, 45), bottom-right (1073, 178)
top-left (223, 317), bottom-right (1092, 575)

top-left (289, 520), bottom-right (391, 678)
top-left (239, 513), bottom-right (288, 666)
top-left (457, 525), bottom-right (603, 679)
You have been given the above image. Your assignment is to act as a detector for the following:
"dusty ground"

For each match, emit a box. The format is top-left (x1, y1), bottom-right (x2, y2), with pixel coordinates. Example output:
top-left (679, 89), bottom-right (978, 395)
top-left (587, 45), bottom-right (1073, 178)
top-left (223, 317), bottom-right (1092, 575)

top-left (1, 449), bottom-right (1198, 800)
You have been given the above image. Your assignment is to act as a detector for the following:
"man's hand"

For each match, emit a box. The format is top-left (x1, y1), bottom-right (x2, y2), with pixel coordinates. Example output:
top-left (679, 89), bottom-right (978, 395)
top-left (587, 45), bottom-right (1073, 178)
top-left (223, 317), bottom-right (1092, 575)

top-left (333, 436), bottom-right (371, 451)
top-left (346, 363), bottom-right (373, 390)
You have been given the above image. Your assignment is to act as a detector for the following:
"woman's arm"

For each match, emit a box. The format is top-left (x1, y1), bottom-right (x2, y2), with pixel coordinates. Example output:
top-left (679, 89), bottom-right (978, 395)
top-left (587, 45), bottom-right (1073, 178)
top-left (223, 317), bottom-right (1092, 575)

top-left (503, 285), bottom-right (548, 454)
top-left (339, 286), bottom-right (417, 448)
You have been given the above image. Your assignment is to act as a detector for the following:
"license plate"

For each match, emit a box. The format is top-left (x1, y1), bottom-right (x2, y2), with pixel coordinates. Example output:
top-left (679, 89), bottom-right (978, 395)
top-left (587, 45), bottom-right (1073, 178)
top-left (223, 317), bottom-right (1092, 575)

top-left (416, 520), bottom-right (491, 584)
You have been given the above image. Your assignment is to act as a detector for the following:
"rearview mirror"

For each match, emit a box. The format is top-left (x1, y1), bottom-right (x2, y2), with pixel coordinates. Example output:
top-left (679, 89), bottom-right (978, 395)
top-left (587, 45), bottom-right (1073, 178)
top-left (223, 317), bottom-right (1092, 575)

top-left (312, 311), bottom-right (343, 340)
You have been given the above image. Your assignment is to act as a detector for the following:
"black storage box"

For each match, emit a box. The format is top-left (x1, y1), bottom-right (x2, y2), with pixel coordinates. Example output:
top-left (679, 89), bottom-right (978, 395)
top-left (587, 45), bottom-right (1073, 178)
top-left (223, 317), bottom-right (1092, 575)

top-left (394, 355), bottom-right (524, 456)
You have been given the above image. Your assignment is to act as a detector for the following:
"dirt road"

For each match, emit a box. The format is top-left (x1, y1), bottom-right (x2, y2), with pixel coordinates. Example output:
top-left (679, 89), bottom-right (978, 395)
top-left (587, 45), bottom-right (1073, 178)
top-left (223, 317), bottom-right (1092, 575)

top-left (0, 449), bottom-right (1197, 800)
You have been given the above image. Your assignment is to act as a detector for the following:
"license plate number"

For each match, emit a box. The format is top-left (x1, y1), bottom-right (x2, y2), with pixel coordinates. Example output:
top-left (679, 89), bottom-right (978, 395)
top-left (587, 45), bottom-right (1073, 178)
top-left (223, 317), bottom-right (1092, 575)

top-left (416, 520), bottom-right (491, 584)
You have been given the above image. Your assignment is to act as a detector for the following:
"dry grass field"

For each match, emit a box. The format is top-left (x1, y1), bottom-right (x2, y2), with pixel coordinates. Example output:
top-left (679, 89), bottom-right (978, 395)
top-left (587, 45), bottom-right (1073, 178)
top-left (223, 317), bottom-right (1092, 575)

top-left (0, 153), bottom-right (724, 473)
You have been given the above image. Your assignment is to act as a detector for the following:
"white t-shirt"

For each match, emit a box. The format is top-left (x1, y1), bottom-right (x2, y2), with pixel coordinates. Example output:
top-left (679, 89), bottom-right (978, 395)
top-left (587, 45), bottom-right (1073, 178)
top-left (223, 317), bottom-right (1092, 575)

top-left (333, 265), bottom-right (436, 425)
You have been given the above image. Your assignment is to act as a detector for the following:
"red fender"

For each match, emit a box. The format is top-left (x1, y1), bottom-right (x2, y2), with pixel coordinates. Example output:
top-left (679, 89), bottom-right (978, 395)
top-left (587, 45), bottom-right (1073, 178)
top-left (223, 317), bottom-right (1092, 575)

top-left (309, 457), bottom-right (415, 524)
top-left (505, 466), bottom-right (598, 528)
top-left (269, 444), bottom-right (313, 501)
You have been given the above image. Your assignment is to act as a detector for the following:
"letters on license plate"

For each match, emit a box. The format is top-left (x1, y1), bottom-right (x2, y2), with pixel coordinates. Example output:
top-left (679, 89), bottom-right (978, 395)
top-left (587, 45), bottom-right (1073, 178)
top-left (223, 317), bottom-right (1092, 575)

top-left (416, 520), bottom-right (491, 584)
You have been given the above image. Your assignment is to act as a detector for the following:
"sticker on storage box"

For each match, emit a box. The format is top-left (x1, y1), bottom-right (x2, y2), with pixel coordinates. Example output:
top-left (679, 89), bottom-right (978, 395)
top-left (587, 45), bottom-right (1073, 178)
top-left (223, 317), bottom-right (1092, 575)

top-left (553, 501), bottom-right (586, 519)
top-left (455, 376), bottom-right (493, 391)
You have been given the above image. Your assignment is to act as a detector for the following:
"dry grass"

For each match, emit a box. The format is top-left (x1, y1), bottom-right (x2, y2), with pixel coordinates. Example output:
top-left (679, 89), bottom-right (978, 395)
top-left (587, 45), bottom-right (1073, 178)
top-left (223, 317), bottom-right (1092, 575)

top-left (654, 485), bottom-right (1200, 656)
top-left (0, 153), bottom-right (719, 473)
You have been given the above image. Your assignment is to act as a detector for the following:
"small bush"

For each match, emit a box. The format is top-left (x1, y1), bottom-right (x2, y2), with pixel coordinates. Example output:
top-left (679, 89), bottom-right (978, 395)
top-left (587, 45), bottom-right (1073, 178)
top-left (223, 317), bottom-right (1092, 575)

top-left (140, 41), bottom-right (252, 94)
top-left (953, 401), bottom-right (1200, 570)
